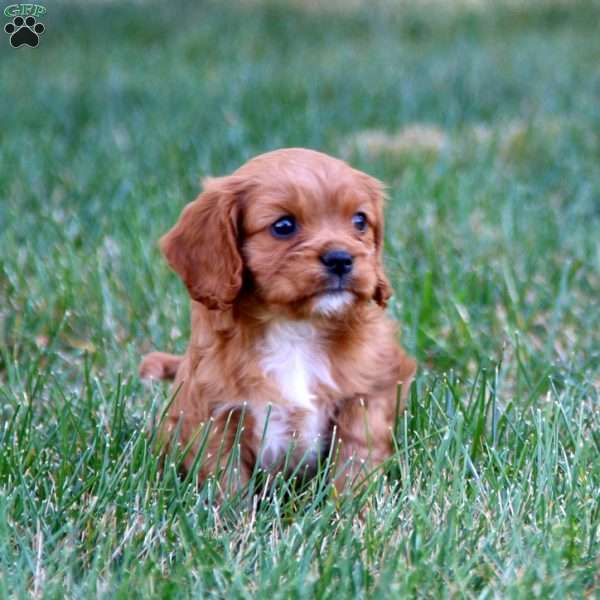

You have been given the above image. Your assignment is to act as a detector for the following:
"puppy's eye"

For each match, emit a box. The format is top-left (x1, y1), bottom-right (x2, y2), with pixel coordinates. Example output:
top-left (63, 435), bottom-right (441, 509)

top-left (352, 212), bottom-right (368, 232)
top-left (271, 215), bottom-right (297, 239)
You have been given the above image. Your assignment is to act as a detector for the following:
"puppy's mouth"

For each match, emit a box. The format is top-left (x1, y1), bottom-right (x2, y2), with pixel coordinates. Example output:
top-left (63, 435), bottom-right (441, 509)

top-left (321, 273), bottom-right (353, 293)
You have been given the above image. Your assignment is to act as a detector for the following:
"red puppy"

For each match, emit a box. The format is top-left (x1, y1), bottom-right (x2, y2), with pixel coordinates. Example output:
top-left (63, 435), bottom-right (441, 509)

top-left (140, 148), bottom-right (415, 492)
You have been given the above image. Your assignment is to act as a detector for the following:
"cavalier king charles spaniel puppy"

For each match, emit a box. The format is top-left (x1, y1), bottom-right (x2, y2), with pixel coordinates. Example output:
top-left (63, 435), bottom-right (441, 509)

top-left (140, 148), bottom-right (415, 493)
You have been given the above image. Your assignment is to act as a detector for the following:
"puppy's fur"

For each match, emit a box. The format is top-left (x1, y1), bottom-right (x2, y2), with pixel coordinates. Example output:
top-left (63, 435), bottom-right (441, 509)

top-left (140, 148), bottom-right (415, 492)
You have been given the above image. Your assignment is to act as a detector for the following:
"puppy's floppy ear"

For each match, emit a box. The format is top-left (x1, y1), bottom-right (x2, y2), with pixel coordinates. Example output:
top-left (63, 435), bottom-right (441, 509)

top-left (363, 174), bottom-right (393, 308)
top-left (160, 176), bottom-right (246, 310)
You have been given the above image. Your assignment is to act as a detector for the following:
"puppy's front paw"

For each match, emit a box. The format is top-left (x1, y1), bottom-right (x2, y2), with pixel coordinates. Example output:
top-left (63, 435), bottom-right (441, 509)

top-left (139, 352), bottom-right (182, 381)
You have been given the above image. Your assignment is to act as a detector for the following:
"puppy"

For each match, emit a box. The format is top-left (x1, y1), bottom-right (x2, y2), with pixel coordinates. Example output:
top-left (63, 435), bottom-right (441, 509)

top-left (140, 148), bottom-right (416, 493)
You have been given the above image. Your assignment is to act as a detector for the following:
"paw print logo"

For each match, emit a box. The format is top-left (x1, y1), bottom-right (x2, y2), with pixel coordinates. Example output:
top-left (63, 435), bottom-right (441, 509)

top-left (4, 16), bottom-right (45, 48)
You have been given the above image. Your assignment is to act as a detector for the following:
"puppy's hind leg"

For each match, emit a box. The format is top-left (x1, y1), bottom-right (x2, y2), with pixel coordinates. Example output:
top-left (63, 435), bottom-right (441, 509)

top-left (139, 352), bottom-right (183, 381)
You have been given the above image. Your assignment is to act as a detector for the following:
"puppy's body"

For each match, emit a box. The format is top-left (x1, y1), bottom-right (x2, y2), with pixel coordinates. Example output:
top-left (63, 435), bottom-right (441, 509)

top-left (141, 149), bottom-right (415, 491)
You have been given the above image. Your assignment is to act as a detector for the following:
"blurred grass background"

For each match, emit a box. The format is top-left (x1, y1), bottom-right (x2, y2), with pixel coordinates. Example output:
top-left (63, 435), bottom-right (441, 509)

top-left (0, 0), bottom-right (599, 597)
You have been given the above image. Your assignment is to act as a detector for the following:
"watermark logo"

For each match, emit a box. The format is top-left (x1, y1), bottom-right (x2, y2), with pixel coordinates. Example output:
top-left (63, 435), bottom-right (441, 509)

top-left (4, 4), bottom-right (46, 47)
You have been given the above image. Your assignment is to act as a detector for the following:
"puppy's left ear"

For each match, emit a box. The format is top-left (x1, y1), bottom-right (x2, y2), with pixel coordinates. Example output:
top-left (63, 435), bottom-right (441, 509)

top-left (363, 174), bottom-right (393, 308)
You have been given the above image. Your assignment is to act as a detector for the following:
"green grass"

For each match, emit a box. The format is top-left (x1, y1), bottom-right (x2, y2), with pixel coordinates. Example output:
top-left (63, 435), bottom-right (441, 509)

top-left (1, 0), bottom-right (599, 597)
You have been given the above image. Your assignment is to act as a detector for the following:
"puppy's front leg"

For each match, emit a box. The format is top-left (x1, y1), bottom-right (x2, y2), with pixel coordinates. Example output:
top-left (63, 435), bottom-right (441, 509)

top-left (175, 408), bottom-right (255, 496)
top-left (333, 389), bottom-right (401, 492)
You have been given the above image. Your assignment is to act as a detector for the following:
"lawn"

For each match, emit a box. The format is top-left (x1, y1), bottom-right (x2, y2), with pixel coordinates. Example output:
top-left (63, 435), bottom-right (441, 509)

top-left (1, 0), bottom-right (599, 597)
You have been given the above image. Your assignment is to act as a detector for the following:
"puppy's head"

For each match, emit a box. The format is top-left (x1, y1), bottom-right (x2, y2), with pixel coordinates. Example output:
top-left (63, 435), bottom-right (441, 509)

top-left (161, 148), bottom-right (392, 317)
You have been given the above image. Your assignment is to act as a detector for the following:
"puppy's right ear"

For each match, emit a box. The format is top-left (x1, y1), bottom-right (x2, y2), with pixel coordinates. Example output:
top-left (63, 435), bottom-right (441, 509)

top-left (160, 176), bottom-right (245, 310)
top-left (361, 173), bottom-right (393, 308)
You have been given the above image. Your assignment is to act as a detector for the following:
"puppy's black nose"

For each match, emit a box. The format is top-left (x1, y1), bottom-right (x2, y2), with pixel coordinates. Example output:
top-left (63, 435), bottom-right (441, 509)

top-left (320, 250), bottom-right (354, 277)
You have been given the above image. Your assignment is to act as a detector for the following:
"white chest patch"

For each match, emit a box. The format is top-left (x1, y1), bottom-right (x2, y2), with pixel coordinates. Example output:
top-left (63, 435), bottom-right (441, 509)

top-left (260, 320), bottom-right (336, 408)
top-left (255, 320), bottom-right (337, 466)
